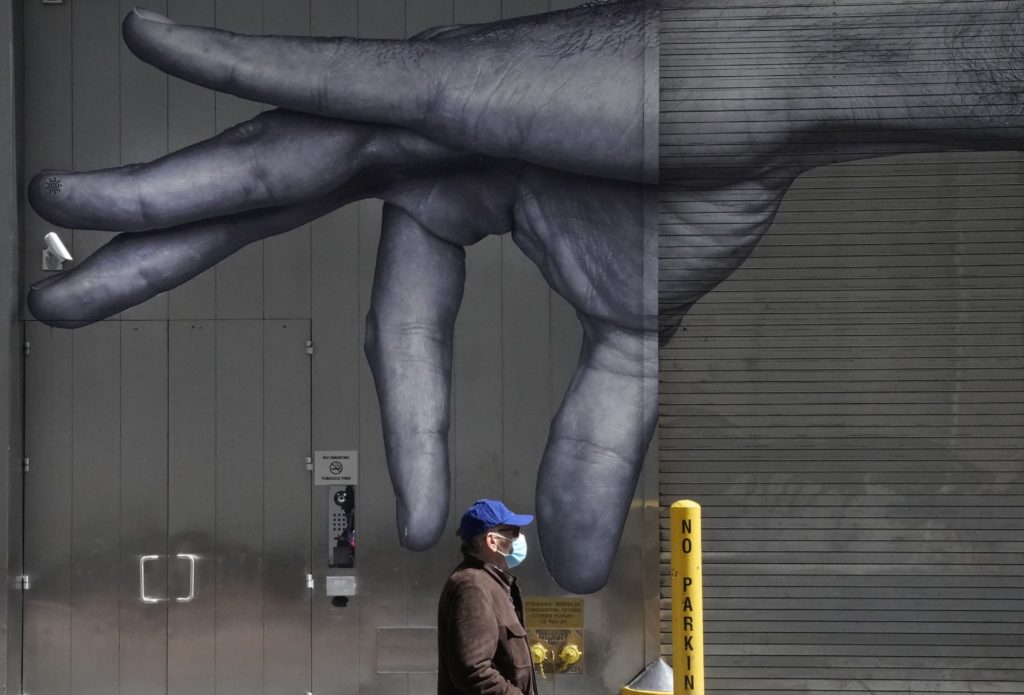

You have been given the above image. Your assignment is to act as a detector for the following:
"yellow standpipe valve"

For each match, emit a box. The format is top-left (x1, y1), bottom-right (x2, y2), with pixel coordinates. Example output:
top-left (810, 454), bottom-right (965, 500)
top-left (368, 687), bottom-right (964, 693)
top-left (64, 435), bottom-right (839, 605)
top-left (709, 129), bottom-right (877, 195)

top-left (556, 643), bottom-right (582, 672)
top-left (531, 642), bottom-right (551, 679)
top-left (530, 642), bottom-right (549, 665)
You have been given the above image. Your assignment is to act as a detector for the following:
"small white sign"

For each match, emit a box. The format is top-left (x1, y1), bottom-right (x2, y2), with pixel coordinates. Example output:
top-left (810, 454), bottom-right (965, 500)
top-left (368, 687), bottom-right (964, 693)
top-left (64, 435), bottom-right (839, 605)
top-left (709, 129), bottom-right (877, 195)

top-left (314, 450), bottom-right (358, 486)
top-left (326, 574), bottom-right (358, 596)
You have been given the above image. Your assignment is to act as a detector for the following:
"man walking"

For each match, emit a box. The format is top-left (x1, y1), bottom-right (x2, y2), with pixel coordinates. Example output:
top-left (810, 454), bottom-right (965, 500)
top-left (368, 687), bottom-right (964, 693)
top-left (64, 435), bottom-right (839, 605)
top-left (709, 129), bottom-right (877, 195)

top-left (437, 499), bottom-right (538, 694)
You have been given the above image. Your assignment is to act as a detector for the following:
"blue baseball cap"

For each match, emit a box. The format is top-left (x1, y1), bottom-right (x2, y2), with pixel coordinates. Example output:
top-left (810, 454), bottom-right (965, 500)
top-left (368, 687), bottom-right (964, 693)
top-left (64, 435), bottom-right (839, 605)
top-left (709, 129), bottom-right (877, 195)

top-left (458, 499), bottom-right (534, 539)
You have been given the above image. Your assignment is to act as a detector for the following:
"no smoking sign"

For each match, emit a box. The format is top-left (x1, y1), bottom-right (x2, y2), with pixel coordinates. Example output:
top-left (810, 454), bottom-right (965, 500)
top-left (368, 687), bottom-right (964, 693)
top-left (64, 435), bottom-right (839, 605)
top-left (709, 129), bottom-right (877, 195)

top-left (314, 450), bottom-right (359, 486)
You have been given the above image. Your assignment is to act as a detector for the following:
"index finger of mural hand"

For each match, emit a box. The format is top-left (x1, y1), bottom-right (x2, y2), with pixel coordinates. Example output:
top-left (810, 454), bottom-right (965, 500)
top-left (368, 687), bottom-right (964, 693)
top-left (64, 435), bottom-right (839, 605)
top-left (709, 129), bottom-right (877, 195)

top-left (27, 190), bottom-right (346, 328)
top-left (29, 111), bottom-right (390, 233)
top-left (536, 321), bottom-right (657, 594)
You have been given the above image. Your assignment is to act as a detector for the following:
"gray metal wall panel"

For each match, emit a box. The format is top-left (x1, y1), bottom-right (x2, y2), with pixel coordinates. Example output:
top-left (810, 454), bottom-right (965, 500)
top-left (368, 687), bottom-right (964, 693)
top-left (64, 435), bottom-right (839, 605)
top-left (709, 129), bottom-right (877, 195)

top-left (402, 0), bottom-right (471, 648)
top-left (22, 324), bottom-right (73, 695)
top-left (500, 236), bottom-right (549, 517)
top-left (451, 232), bottom-right (504, 535)
top-left (357, 0), bottom-right (404, 39)
top-left (22, 1), bottom-right (72, 311)
top-left (502, 0), bottom-right (549, 19)
top-left (215, 320), bottom-right (264, 695)
top-left (71, 0), bottom-right (120, 268)
top-left (166, 0), bottom-right (217, 320)
top-left (499, 217), bottom-right (555, 690)
top-left (213, 0), bottom-right (263, 320)
top-left (489, 4), bottom-right (558, 692)
top-left (449, 1), bottom-right (502, 552)
top-left (640, 438), bottom-right (661, 660)
top-left (70, 322), bottom-right (121, 695)
top-left (261, 0), bottom-right (311, 321)
top-left (119, 322), bottom-right (169, 694)
top-left (659, 3), bottom-right (1024, 689)
top-left (596, 463), bottom-right (651, 694)
top-left (498, 0), bottom-right (551, 535)
top-left (355, 199), bottom-right (407, 695)
top-left (120, 0), bottom-right (169, 321)
top-left (308, 7), bottom-right (360, 692)
top-left (353, 4), bottom-right (408, 689)
top-left (263, 320), bottom-right (313, 693)
top-left (166, 0), bottom-right (217, 317)
top-left (168, 320), bottom-right (217, 695)
top-left (311, 0), bottom-right (358, 39)
top-left (406, 0), bottom-right (453, 36)
top-left (549, 299), bottom-right (583, 420)
top-left (263, 215), bottom-right (312, 319)
top-left (454, 0), bottom-right (501, 25)
top-left (0, 0), bottom-right (22, 688)
top-left (308, 6), bottom-right (360, 692)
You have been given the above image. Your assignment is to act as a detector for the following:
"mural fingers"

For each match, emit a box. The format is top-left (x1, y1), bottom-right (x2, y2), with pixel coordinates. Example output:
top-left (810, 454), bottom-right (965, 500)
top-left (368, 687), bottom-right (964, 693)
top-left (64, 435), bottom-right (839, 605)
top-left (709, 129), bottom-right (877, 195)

top-left (121, 4), bottom-right (652, 182)
top-left (536, 319), bottom-right (657, 593)
top-left (28, 110), bottom-right (397, 233)
top-left (27, 190), bottom-right (346, 328)
top-left (122, 9), bottom-right (440, 131)
top-left (365, 204), bottom-right (466, 551)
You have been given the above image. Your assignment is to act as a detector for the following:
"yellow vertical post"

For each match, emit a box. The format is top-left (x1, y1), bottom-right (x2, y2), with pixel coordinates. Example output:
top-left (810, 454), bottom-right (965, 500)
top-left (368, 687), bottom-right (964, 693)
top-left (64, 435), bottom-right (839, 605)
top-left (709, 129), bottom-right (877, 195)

top-left (671, 500), bottom-right (703, 694)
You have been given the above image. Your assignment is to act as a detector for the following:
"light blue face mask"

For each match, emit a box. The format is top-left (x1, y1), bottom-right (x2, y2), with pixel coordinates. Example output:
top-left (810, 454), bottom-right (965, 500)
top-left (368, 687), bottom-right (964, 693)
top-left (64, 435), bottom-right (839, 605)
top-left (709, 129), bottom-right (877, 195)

top-left (495, 533), bottom-right (528, 568)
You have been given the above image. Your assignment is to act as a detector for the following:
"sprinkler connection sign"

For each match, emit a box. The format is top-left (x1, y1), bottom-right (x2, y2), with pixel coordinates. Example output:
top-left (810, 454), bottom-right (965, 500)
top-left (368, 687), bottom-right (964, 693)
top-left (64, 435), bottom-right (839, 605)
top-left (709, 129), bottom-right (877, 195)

top-left (524, 597), bottom-right (585, 676)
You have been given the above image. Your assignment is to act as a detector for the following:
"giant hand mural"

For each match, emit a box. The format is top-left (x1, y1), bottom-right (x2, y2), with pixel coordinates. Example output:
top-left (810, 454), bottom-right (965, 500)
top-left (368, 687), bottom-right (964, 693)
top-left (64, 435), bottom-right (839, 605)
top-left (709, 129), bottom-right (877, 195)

top-left (25, 0), bottom-right (1024, 593)
top-left (29, 0), bottom-right (657, 595)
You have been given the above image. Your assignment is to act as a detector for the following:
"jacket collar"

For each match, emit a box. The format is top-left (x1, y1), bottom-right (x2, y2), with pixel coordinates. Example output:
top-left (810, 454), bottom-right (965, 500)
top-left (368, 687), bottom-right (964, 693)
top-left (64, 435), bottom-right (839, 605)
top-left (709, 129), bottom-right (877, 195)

top-left (461, 552), bottom-right (516, 591)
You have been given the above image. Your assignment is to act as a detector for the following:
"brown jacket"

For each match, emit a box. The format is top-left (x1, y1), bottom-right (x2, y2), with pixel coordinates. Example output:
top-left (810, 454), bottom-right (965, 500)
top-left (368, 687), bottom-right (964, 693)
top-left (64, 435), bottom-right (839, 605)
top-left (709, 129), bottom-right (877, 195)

top-left (437, 554), bottom-right (538, 694)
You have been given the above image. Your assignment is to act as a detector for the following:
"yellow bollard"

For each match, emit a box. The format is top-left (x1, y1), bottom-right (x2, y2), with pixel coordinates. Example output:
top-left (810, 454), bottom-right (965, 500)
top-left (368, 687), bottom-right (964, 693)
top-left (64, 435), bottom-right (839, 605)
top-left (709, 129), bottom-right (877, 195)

top-left (671, 500), bottom-right (704, 694)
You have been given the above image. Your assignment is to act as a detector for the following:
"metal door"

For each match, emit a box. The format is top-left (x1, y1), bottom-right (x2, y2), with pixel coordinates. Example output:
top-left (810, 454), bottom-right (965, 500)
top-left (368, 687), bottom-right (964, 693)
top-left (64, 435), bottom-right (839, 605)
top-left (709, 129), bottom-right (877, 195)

top-left (22, 319), bottom-right (313, 695)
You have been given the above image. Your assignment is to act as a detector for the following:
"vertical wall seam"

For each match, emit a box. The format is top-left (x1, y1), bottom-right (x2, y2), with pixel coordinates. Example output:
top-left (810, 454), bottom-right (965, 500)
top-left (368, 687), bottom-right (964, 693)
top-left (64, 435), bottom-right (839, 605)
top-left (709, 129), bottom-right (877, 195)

top-left (116, 0), bottom-right (124, 679)
top-left (213, 318), bottom-right (219, 695)
top-left (67, 0), bottom-right (78, 663)
top-left (116, 326), bottom-right (122, 694)
top-left (306, 7), bottom-right (314, 687)
top-left (69, 330), bottom-right (75, 695)
top-left (164, 319), bottom-right (171, 688)
top-left (257, 0), bottom-right (267, 685)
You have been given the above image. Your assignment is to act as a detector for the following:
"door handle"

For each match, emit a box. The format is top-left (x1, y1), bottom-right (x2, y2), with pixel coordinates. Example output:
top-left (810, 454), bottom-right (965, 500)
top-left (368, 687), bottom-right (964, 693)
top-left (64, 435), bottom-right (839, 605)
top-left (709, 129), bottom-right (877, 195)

top-left (139, 555), bottom-right (166, 604)
top-left (176, 554), bottom-right (199, 602)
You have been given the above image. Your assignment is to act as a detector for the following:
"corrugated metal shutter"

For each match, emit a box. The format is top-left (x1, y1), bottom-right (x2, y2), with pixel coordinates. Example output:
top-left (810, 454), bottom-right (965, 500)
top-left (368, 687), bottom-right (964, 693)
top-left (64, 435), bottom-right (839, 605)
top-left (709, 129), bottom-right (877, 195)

top-left (659, 1), bottom-right (1024, 692)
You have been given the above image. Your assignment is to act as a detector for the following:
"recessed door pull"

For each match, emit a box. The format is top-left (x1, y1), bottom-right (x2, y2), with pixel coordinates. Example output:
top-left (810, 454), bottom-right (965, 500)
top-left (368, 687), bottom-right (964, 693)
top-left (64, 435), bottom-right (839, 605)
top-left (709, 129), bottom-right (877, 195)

top-left (177, 554), bottom-right (199, 602)
top-left (139, 555), bottom-right (166, 604)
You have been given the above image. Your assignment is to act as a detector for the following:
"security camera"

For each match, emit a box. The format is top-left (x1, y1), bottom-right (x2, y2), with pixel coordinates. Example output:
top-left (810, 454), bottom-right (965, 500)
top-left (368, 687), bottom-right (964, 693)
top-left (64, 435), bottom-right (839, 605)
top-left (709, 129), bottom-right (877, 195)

top-left (45, 232), bottom-right (72, 261)
top-left (42, 231), bottom-right (73, 271)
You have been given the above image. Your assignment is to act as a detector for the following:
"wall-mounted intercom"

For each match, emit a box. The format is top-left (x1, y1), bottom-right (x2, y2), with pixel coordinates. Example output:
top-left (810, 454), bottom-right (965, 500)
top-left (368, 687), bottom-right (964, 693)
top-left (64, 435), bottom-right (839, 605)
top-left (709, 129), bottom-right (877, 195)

top-left (328, 484), bottom-right (356, 569)
top-left (314, 450), bottom-right (359, 602)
